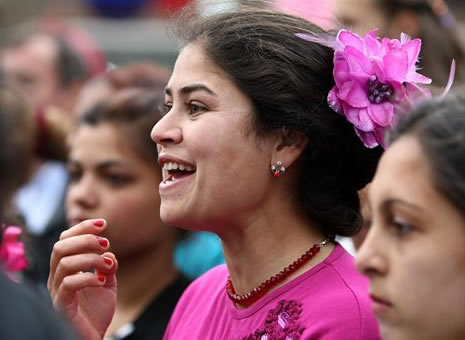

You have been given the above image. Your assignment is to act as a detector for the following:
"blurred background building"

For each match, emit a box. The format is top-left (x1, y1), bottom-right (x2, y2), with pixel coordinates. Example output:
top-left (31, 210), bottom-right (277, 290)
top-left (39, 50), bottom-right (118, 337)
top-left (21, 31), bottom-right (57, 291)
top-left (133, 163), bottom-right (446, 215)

top-left (0, 0), bottom-right (194, 68)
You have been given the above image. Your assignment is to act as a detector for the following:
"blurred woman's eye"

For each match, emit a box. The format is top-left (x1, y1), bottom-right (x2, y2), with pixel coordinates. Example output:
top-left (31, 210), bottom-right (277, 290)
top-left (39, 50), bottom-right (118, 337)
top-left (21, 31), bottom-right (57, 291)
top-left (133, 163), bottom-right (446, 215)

top-left (104, 173), bottom-right (131, 187)
top-left (391, 215), bottom-right (414, 236)
top-left (68, 168), bottom-right (82, 182)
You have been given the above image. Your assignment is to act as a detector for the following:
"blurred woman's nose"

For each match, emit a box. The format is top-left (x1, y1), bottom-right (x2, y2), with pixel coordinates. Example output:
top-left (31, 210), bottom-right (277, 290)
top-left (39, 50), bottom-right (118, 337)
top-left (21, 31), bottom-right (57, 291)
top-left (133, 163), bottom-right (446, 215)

top-left (66, 174), bottom-right (99, 209)
top-left (151, 111), bottom-right (183, 146)
top-left (355, 224), bottom-right (388, 278)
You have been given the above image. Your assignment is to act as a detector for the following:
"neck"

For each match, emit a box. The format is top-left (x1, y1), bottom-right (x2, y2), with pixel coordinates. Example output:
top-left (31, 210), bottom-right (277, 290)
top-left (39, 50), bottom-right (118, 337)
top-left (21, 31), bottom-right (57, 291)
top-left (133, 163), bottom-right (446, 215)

top-left (220, 204), bottom-right (334, 305)
top-left (116, 242), bottom-right (178, 307)
top-left (106, 239), bottom-right (178, 336)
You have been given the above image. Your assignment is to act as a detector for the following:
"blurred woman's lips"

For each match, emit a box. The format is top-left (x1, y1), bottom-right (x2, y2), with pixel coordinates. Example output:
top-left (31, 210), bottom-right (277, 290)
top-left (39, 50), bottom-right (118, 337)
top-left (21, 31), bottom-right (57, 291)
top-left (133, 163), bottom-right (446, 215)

top-left (370, 294), bottom-right (393, 316)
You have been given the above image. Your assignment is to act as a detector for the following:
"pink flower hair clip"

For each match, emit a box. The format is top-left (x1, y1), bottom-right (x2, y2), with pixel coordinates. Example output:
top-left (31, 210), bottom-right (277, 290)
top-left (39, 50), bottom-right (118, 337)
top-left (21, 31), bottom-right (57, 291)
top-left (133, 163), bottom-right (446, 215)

top-left (297, 29), bottom-right (455, 148)
top-left (1, 226), bottom-right (28, 282)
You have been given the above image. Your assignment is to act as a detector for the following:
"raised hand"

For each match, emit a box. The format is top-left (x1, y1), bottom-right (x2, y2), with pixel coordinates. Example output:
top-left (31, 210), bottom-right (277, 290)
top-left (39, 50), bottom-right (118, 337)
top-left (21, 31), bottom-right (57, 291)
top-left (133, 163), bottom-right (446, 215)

top-left (48, 219), bottom-right (118, 340)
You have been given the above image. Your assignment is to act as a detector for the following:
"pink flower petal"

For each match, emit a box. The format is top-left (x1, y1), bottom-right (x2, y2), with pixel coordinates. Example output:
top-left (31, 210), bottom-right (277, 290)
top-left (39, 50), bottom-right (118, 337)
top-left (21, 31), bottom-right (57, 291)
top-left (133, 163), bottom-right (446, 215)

top-left (440, 59), bottom-right (456, 99)
top-left (344, 46), bottom-right (372, 73)
top-left (341, 81), bottom-right (370, 108)
top-left (374, 127), bottom-right (387, 148)
top-left (338, 30), bottom-right (364, 50)
top-left (407, 71), bottom-right (432, 85)
top-left (383, 48), bottom-right (409, 82)
top-left (365, 29), bottom-right (379, 39)
top-left (400, 32), bottom-right (411, 44)
top-left (357, 108), bottom-right (375, 131)
top-left (341, 105), bottom-right (374, 131)
top-left (328, 88), bottom-right (342, 113)
top-left (367, 102), bottom-right (394, 127)
top-left (372, 60), bottom-right (386, 82)
top-left (364, 34), bottom-right (381, 57)
top-left (337, 81), bottom-right (354, 101)
top-left (401, 38), bottom-right (421, 70)
top-left (355, 128), bottom-right (379, 148)
top-left (333, 59), bottom-right (351, 87)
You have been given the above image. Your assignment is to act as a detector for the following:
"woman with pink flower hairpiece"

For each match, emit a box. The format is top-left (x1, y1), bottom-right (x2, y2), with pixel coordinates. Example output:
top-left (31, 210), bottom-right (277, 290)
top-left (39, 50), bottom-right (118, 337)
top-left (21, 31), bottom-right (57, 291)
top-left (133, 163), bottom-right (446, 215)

top-left (47, 1), bottom-right (435, 339)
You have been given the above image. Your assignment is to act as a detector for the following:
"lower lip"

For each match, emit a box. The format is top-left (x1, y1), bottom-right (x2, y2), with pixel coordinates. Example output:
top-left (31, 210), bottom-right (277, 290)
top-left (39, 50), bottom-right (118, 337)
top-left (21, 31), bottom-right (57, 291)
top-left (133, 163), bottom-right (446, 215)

top-left (159, 173), bottom-right (194, 193)
top-left (371, 297), bottom-right (392, 315)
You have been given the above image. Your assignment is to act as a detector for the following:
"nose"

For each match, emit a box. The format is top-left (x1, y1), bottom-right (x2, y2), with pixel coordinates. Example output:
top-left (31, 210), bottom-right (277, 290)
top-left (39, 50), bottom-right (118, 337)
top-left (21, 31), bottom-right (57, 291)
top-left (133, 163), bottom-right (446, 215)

top-left (355, 223), bottom-right (388, 278)
top-left (151, 111), bottom-right (183, 146)
top-left (66, 174), bottom-right (99, 211)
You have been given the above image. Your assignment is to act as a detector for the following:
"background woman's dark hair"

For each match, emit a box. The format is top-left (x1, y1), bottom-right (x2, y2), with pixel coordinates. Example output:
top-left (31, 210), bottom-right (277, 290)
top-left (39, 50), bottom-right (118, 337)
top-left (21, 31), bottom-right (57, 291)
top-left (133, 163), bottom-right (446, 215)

top-left (0, 85), bottom-right (35, 238)
top-left (78, 63), bottom-right (170, 167)
top-left (390, 93), bottom-right (465, 215)
top-left (173, 3), bottom-right (383, 237)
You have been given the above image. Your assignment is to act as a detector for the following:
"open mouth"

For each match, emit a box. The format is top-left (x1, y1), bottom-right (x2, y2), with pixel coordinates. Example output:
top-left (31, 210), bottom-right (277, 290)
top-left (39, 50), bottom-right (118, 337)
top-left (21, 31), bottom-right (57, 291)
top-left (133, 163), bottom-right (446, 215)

top-left (162, 161), bottom-right (196, 184)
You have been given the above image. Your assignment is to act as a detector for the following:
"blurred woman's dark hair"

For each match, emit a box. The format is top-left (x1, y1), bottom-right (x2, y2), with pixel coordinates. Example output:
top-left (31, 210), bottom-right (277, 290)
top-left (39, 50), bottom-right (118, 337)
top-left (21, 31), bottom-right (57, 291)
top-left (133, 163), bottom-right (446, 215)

top-left (172, 4), bottom-right (383, 237)
top-left (78, 63), bottom-right (170, 168)
top-left (390, 93), bottom-right (465, 216)
top-left (0, 84), bottom-right (35, 238)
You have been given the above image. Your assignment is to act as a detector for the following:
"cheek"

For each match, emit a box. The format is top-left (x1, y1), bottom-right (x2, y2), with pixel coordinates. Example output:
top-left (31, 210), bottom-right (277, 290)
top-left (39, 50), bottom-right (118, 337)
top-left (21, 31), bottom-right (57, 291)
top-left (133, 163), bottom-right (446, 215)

top-left (391, 249), bottom-right (465, 330)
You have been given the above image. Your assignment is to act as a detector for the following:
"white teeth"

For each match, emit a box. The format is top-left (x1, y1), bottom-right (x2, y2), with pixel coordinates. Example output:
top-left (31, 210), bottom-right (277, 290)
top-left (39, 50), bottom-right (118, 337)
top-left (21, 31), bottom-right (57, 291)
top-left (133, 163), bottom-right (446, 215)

top-left (163, 162), bottom-right (194, 172)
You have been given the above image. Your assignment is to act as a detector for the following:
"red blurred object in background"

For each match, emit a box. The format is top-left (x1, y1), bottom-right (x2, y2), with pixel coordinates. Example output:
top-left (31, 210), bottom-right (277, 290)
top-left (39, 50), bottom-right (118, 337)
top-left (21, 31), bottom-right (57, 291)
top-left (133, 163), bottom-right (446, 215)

top-left (151, 0), bottom-right (192, 14)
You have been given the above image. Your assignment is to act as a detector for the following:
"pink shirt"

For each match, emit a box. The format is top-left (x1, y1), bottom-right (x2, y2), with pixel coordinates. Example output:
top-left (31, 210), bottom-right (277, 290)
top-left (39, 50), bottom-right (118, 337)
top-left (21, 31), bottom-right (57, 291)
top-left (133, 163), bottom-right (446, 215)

top-left (164, 244), bottom-right (380, 340)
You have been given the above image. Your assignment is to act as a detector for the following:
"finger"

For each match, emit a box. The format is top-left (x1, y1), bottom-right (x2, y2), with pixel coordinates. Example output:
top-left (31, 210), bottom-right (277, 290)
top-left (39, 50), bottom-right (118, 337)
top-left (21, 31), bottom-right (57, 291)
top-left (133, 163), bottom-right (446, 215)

top-left (52, 253), bottom-right (116, 294)
top-left (59, 219), bottom-right (107, 241)
top-left (96, 252), bottom-right (118, 287)
top-left (52, 271), bottom-right (107, 315)
top-left (49, 234), bottom-right (110, 290)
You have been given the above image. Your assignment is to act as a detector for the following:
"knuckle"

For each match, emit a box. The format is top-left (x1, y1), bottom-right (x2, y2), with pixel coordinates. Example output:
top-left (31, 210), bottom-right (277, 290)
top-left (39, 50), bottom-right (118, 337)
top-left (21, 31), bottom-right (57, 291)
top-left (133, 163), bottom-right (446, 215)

top-left (61, 275), bottom-right (73, 290)
top-left (59, 230), bottom-right (69, 241)
top-left (52, 241), bottom-right (64, 256)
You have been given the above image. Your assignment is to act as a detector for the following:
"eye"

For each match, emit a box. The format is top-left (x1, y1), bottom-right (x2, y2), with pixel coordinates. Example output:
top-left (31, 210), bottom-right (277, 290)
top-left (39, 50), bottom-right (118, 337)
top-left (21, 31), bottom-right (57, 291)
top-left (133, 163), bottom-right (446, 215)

top-left (104, 173), bottom-right (132, 187)
top-left (161, 103), bottom-right (172, 115)
top-left (391, 215), bottom-right (414, 236)
top-left (188, 102), bottom-right (207, 116)
top-left (68, 168), bottom-right (82, 183)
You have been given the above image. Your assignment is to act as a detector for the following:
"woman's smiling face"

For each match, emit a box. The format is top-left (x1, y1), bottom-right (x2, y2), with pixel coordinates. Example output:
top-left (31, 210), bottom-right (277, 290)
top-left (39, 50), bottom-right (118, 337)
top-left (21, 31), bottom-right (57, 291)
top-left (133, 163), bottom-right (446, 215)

top-left (356, 135), bottom-right (465, 340)
top-left (151, 43), bottom-right (278, 232)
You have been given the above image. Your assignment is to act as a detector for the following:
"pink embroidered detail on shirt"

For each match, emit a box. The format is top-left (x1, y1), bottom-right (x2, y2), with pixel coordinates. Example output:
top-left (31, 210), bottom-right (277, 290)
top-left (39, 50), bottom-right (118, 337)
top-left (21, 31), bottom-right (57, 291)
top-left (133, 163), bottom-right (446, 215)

top-left (241, 300), bottom-right (305, 340)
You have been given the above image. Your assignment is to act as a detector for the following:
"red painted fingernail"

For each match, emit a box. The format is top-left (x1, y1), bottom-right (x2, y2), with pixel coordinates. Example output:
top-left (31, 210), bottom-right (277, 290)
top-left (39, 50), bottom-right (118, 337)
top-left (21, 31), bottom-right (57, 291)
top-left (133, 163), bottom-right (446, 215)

top-left (98, 237), bottom-right (109, 248)
top-left (93, 219), bottom-right (105, 227)
top-left (97, 274), bottom-right (106, 283)
top-left (103, 257), bottom-right (113, 266)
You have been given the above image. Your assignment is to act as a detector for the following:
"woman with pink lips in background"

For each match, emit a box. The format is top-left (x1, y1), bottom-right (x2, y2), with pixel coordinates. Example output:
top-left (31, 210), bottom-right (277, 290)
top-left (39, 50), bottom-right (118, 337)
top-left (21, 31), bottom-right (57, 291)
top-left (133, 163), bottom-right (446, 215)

top-left (46, 2), bottom-right (390, 339)
top-left (356, 94), bottom-right (465, 340)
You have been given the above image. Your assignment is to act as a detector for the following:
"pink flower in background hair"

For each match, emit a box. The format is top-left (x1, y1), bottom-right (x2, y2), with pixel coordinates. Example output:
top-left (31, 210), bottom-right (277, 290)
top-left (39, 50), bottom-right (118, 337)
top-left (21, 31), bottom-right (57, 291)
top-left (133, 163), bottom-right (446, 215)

top-left (298, 29), bottom-right (432, 148)
top-left (1, 226), bottom-right (28, 282)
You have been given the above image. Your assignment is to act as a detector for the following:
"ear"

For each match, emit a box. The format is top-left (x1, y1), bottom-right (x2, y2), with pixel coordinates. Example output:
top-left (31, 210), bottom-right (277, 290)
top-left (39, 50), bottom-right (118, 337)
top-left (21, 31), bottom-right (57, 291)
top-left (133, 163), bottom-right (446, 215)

top-left (271, 128), bottom-right (309, 169)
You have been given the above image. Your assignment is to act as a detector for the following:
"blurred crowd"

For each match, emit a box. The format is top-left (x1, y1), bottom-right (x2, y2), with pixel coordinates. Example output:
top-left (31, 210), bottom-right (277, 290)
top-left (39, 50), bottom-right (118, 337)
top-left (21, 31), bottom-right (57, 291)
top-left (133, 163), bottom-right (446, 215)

top-left (0, 0), bottom-right (464, 339)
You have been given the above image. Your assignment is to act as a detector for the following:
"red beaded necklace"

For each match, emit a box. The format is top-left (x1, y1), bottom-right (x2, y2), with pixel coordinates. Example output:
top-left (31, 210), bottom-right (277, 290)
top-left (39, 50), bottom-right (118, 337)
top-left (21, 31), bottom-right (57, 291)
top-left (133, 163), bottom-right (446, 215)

top-left (226, 238), bottom-right (331, 307)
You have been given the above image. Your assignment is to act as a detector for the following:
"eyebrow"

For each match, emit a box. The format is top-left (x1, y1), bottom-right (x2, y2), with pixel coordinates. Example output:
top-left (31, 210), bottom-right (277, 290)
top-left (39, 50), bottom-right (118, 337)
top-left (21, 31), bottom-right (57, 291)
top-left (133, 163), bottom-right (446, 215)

top-left (164, 83), bottom-right (217, 97)
top-left (381, 198), bottom-right (422, 212)
top-left (68, 159), bottom-right (131, 170)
